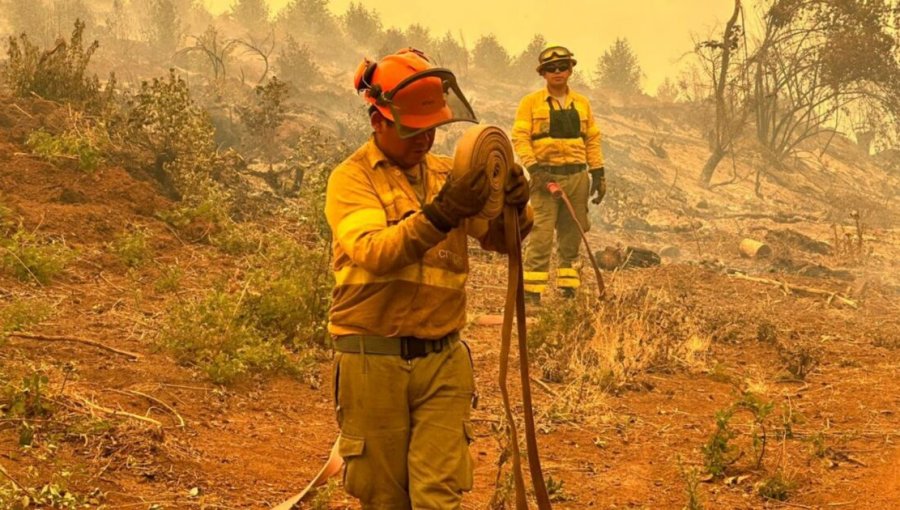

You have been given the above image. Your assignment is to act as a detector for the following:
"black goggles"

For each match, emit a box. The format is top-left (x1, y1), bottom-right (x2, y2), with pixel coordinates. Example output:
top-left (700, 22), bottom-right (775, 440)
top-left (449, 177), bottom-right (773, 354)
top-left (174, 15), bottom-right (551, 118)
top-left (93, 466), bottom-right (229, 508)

top-left (541, 62), bottom-right (572, 73)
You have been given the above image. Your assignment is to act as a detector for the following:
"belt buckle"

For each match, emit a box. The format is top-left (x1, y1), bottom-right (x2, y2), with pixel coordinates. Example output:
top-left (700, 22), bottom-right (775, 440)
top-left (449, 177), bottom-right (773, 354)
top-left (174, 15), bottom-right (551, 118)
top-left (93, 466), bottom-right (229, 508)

top-left (400, 337), bottom-right (426, 360)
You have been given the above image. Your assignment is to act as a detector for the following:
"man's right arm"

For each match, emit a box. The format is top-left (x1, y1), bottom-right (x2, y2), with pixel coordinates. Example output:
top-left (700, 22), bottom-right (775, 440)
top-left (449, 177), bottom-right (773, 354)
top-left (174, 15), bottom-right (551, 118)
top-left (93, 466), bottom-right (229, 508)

top-left (511, 95), bottom-right (538, 169)
top-left (325, 164), bottom-right (447, 276)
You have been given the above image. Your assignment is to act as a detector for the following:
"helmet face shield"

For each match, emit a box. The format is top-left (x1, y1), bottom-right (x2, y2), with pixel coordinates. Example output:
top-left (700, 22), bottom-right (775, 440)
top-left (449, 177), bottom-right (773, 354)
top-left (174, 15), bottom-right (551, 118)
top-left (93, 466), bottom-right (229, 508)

top-left (382, 68), bottom-right (477, 139)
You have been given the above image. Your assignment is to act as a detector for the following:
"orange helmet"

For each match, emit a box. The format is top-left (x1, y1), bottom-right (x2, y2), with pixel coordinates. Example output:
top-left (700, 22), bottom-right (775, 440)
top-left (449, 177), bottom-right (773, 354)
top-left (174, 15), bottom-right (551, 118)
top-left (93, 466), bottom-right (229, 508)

top-left (354, 48), bottom-right (477, 138)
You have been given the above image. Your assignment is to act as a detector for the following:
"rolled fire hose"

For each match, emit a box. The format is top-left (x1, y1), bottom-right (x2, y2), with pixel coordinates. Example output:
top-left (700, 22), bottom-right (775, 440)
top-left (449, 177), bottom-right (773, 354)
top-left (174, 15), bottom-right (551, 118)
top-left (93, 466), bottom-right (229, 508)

top-left (273, 125), bottom-right (551, 509)
top-left (454, 125), bottom-right (552, 510)
top-left (546, 182), bottom-right (606, 297)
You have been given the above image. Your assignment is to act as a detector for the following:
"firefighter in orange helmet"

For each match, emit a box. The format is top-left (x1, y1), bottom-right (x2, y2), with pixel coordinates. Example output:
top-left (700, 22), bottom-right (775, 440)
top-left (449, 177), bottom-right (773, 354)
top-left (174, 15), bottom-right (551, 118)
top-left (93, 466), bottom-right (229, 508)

top-left (325, 48), bottom-right (533, 509)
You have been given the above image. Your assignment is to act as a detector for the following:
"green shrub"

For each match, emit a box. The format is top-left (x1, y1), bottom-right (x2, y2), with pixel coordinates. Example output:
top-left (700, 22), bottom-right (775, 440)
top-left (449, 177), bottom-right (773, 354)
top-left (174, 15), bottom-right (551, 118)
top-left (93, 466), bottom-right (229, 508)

top-left (0, 201), bottom-right (14, 231)
top-left (158, 232), bottom-right (331, 384)
top-left (237, 75), bottom-right (289, 163)
top-left (159, 287), bottom-right (300, 384)
top-left (27, 128), bottom-right (106, 172)
top-left (245, 233), bottom-right (332, 349)
top-left (154, 265), bottom-right (183, 293)
top-left (1, 372), bottom-right (54, 448)
top-left (1, 298), bottom-right (51, 344)
top-left (156, 189), bottom-right (232, 242)
top-left (757, 472), bottom-right (793, 501)
top-left (0, 225), bottom-right (74, 284)
top-left (702, 392), bottom-right (777, 477)
top-left (110, 226), bottom-right (152, 267)
top-left (209, 221), bottom-right (262, 255)
top-left (126, 69), bottom-right (219, 201)
top-left (702, 407), bottom-right (739, 477)
top-left (4, 19), bottom-right (106, 104)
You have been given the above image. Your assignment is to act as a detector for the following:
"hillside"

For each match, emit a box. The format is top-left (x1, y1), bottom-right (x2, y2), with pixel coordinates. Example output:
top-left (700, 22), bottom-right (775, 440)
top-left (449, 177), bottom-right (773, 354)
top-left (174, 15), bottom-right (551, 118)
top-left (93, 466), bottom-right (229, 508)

top-left (0, 79), bottom-right (899, 510)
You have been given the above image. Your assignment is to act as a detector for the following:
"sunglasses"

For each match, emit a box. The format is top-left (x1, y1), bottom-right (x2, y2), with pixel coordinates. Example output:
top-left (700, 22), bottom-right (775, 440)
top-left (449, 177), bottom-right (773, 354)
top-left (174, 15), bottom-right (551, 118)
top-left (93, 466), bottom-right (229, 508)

top-left (542, 63), bottom-right (571, 74)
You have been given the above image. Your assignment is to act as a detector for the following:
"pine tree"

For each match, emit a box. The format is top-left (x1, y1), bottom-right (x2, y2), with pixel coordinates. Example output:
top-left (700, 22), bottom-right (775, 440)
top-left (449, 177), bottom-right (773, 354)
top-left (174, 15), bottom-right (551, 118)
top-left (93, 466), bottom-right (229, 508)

top-left (472, 34), bottom-right (510, 74)
top-left (434, 31), bottom-right (467, 71)
top-left (656, 77), bottom-right (679, 103)
top-left (595, 37), bottom-right (643, 96)
top-left (341, 2), bottom-right (382, 46)
top-left (231, 0), bottom-right (270, 34)
top-left (510, 34), bottom-right (546, 82)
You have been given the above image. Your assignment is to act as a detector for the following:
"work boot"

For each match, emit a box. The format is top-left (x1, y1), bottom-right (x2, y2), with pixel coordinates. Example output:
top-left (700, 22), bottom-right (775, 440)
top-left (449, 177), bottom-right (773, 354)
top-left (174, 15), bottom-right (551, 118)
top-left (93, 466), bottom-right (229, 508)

top-left (561, 288), bottom-right (577, 299)
top-left (524, 291), bottom-right (541, 307)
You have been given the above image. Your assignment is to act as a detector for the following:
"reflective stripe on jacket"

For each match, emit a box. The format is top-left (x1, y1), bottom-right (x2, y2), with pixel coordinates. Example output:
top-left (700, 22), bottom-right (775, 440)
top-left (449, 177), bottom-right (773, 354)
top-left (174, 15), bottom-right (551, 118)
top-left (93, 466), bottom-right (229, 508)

top-left (325, 138), bottom-right (533, 339)
top-left (511, 87), bottom-right (604, 169)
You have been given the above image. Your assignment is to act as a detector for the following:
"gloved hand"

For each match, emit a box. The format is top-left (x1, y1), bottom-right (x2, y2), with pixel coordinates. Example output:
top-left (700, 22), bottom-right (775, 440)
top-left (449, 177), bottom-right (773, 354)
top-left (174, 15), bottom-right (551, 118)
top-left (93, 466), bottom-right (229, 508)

top-left (505, 164), bottom-right (529, 211)
top-left (422, 169), bottom-right (490, 232)
top-left (589, 167), bottom-right (607, 204)
top-left (527, 164), bottom-right (553, 192)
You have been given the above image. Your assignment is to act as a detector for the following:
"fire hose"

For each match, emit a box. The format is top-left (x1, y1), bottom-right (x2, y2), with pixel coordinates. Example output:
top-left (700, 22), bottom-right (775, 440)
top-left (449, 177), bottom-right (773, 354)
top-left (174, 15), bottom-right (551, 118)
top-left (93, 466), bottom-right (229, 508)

top-left (455, 125), bottom-right (553, 510)
top-left (275, 125), bottom-right (576, 509)
top-left (545, 181), bottom-right (606, 297)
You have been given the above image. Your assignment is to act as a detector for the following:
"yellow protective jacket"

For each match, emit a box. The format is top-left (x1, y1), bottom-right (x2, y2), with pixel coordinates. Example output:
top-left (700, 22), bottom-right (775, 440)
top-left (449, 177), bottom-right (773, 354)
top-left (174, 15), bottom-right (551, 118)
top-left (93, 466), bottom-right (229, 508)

top-left (511, 87), bottom-right (604, 169)
top-left (325, 138), bottom-right (533, 339)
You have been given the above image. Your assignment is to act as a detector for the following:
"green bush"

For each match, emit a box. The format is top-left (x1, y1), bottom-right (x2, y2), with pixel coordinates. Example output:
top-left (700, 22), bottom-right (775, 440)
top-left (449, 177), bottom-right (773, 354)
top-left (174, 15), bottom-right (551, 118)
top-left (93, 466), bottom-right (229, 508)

top-left (1, 372), bottom-right (54, 448)
top-left (109, 226), bottom-right (152, 268)
top-left (4, 19), bottom-right (107, 104)
top-left (158, 232), bottom-right (331, 384)
top-left (702, 407), bottom-right (739, 477)
top-left (1, 298), bottom-right (51, 344)
top-left (276, 35), bottom-right (321, 90)
top-left (154, 265), bottom-right (183, 293)
top-left (159, 288), bottom-right (296, 384)
top-left (757, 472), bottom-right (793, 501)
top-left (126, 69), bottom-right (219, 201)
top-left (246, 233), bottom-right (332, 348)
top-left (27, 128), bottom-right (106, 172)
top-left (0, 225), bottom-right (74, 284)
top-left (237, 76), bottom-right (289, 163)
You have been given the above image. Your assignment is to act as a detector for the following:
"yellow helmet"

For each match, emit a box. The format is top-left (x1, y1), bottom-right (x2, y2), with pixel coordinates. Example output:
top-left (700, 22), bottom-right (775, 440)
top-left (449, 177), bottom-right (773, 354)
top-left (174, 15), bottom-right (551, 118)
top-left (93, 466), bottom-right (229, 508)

top-left (536, 45), bottom-right (577, 73)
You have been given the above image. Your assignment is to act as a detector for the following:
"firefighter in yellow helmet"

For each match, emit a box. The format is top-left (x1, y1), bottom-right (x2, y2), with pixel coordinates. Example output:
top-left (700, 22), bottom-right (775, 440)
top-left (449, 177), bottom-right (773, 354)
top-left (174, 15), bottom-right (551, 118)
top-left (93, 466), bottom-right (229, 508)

top-left (512, 45), bottom-right (606, 304)
top-left (325, 48), bottom-right (533, 509)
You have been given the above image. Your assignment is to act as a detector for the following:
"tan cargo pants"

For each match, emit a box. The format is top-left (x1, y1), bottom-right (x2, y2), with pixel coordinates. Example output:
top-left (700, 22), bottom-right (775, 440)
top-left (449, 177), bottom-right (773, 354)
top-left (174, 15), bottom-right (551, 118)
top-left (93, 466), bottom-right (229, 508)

top-left (523, 171), bottom-right (590, 294)
top-left (334, 340), bottom-right (475, 509)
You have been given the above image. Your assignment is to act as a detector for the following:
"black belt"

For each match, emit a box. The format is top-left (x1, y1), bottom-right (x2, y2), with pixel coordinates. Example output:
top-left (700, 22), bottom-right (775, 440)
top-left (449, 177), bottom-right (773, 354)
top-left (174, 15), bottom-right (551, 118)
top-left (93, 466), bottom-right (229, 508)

top-left (333, 332), bottom-right (460, 360)
top-left (532, 163), bottom-right (586, 175)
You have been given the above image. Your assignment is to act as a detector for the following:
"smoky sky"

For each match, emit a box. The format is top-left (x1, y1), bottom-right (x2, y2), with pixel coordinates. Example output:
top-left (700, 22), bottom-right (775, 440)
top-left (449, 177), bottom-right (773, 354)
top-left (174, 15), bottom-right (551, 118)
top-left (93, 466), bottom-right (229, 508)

top-left (203, 0), bottom-right (753, 91)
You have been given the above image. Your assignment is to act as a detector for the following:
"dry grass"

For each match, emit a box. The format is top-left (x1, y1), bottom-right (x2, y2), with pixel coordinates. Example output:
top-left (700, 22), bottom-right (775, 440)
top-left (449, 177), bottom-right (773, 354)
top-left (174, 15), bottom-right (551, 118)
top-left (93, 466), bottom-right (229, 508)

top-left (530, 269), bottom-right (712, 425)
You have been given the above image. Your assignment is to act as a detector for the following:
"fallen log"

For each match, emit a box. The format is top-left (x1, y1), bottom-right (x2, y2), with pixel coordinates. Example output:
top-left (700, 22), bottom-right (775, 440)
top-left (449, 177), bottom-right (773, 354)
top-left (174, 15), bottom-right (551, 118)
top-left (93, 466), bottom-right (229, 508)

top-left (727, 272), bottom-right (858, 309)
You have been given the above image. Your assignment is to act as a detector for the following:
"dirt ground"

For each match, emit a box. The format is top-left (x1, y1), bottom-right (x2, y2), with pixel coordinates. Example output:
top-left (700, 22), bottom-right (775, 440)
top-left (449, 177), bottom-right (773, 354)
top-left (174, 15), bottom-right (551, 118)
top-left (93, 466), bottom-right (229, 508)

top-left (1, 95), bottom-right (899, 510)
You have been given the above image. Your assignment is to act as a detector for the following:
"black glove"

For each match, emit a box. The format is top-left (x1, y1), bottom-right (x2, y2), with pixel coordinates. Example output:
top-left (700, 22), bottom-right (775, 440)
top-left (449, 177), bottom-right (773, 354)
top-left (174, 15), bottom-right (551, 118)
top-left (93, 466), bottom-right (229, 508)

top-left (527, 164), bottom-right (553, 192)
top-left (589, 167), bottom-right (607, 204)
top-left (422, 170), bottom-right (490, 232)
top-left (505, 164), bottom-right (529, 211)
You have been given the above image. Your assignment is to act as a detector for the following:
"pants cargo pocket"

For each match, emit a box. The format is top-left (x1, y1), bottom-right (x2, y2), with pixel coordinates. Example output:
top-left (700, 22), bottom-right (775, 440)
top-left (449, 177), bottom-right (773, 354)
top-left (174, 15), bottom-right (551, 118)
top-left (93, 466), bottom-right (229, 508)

top-left (459, 422), bottom-right (475, 492)
top-left (337, 433), bottom-right (367, 500)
